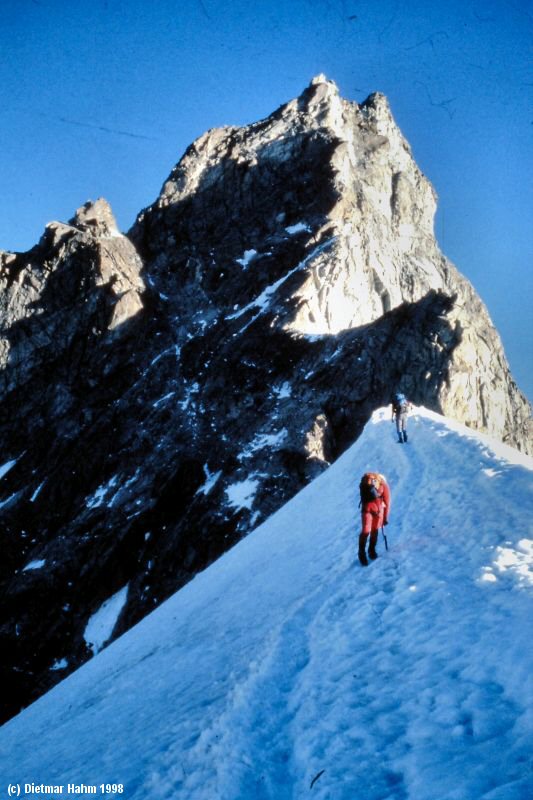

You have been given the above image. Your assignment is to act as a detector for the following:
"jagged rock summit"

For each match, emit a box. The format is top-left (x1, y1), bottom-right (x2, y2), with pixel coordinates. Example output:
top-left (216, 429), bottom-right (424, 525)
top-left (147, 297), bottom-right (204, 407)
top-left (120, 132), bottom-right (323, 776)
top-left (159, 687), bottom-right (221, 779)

top-left (1, 76), bottom-right (531, 722)
top-left (132, 75), bottom-right (531, 446)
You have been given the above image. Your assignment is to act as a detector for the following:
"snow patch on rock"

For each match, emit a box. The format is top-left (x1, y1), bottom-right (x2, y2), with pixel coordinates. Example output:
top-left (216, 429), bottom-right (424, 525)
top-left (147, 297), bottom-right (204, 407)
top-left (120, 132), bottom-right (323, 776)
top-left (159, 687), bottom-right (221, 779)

top-left (225, 478), bottom-right (259, 510)
top-left (0, 457), bottom-right (18, 480)
top-left (84, 585), bottom-right (129, 655)
top-left (22, 559), bottom-right (46, 572)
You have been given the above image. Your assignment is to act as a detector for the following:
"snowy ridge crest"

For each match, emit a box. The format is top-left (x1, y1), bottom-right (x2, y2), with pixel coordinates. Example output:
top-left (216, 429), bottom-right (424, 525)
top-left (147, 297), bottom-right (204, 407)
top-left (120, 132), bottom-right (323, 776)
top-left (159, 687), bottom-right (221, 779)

top-left (1, 408), bottom-right (532, 800)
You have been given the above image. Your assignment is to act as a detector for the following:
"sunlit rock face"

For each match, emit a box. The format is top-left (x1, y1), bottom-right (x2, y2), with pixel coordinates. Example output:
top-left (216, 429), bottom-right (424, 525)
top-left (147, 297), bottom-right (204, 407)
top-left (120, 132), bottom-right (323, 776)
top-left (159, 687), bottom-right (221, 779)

top-left (132, 74), bottom-right (532, 450)
top-left (0, 76), bottom-right (530, 724)
top-left (0, 199), bottom-right (144, 393)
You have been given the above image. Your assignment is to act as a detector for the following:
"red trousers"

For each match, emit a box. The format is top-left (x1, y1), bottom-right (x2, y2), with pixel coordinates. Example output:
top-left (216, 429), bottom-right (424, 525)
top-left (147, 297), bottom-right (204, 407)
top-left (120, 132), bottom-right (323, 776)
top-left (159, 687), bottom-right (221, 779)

top-left (361, 499), bottom-right (385, 535)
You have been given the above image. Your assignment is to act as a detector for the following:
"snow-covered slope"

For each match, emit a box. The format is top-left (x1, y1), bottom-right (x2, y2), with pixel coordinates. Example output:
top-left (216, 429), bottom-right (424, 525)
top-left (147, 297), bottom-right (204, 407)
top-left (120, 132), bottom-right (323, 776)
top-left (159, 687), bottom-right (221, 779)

top-left (1, 408), bottom-right (532, 800)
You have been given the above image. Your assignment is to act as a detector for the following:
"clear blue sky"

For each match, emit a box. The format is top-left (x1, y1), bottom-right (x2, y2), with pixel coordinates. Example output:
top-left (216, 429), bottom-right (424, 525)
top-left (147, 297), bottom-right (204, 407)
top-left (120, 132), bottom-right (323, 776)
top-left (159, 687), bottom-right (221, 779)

top-left (1, 0), bottom-right (531, 400)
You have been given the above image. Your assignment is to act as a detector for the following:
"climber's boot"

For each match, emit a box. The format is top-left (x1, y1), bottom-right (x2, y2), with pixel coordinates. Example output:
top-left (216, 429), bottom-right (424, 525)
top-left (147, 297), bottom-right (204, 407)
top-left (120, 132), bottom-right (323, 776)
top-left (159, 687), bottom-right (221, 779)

top-left (358, 534), bottom-right (369, 566)
top-left (368, 530), bottom-right (379, 560)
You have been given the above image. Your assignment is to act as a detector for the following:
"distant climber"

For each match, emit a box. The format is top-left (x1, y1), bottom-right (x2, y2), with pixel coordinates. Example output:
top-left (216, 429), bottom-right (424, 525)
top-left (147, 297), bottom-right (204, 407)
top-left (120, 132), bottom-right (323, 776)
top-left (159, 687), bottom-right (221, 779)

top-left (392, 392), bottom-right (411, 443)
top-left (358, 472), bottom-right (390, 566)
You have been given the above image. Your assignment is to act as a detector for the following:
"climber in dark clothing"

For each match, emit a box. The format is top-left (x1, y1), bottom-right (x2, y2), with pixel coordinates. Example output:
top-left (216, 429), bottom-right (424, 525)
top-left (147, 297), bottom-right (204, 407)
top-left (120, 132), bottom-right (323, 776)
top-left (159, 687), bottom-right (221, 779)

top-left (392, 392), bottom-right (411, 443)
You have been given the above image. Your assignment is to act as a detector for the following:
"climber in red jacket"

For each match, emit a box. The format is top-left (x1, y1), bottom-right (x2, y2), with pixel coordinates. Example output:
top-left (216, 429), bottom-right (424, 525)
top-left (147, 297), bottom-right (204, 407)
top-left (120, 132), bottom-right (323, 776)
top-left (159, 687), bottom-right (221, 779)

top-left (358, 472), bottom-right (391, 566)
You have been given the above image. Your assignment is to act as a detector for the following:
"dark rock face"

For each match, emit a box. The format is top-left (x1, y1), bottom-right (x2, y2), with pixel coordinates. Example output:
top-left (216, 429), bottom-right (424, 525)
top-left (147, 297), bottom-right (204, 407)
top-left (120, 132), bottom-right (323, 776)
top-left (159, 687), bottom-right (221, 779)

top-left (0, 77), bottom-right (530, 723)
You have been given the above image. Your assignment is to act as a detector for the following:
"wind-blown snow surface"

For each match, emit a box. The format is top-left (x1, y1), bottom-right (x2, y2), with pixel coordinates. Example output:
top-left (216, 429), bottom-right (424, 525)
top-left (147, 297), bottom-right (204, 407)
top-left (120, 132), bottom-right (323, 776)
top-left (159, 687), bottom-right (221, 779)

top-left (1, 408), bottom-right (533, 800)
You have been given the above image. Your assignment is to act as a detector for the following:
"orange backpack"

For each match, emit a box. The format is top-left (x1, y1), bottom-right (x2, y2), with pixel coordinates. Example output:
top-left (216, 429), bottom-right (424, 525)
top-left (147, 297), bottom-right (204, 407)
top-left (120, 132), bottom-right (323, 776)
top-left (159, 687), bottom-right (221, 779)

top-left (359, 472), bottom-right (382, 505)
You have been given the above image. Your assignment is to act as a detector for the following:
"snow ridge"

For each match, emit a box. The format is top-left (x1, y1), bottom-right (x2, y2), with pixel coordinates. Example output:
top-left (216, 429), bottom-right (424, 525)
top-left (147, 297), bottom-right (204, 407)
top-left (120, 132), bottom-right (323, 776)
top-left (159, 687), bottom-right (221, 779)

top-left (1, 408), bottom-right (532, 800)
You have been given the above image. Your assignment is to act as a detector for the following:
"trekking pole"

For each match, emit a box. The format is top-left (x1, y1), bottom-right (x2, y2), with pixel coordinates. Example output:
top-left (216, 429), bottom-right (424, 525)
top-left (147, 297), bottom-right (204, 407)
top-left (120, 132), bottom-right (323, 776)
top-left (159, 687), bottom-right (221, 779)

top-left (382, 526), bottom-right (389, 551)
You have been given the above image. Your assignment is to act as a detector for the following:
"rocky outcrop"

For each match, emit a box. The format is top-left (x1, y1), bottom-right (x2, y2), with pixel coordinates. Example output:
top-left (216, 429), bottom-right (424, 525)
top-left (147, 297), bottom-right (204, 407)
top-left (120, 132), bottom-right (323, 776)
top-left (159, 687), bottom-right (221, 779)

top-left (0, 76), bottom-right (530, 723)
top-left (0, 199), bottom-right (144, 397)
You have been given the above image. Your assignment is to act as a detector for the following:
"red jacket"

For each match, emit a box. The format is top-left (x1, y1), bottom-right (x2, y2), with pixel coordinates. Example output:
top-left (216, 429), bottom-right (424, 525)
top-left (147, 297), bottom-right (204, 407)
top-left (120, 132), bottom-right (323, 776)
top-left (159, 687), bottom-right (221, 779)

top-left (361, 474), bottom-right (390, 533)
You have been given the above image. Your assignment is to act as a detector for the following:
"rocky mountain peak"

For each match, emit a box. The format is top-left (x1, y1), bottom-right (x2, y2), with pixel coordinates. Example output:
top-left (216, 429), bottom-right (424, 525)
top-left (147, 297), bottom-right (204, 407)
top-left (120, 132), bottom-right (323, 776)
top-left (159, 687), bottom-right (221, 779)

top-left (1, 78), bottom-right (531, 724)
top-left (72, 197), bottom-right (120, 238)
top-left (303, 73), bottom-right (341, 105)
top-left (310, 72), bottom-right (333, 86)
top-left (361, 90), bottom-right (394, 121)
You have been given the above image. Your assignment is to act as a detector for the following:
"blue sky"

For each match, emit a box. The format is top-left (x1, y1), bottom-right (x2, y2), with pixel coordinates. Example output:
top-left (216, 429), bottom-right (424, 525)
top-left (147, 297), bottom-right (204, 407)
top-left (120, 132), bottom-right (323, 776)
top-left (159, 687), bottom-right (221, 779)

top-left (1, 0), bottom-right (531, 400)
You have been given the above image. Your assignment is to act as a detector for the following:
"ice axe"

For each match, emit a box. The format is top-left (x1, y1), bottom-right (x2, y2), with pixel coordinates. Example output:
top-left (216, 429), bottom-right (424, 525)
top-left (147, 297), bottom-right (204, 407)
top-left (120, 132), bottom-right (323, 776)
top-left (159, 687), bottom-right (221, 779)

top-left (382, 525), bottom-right (389, 551)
